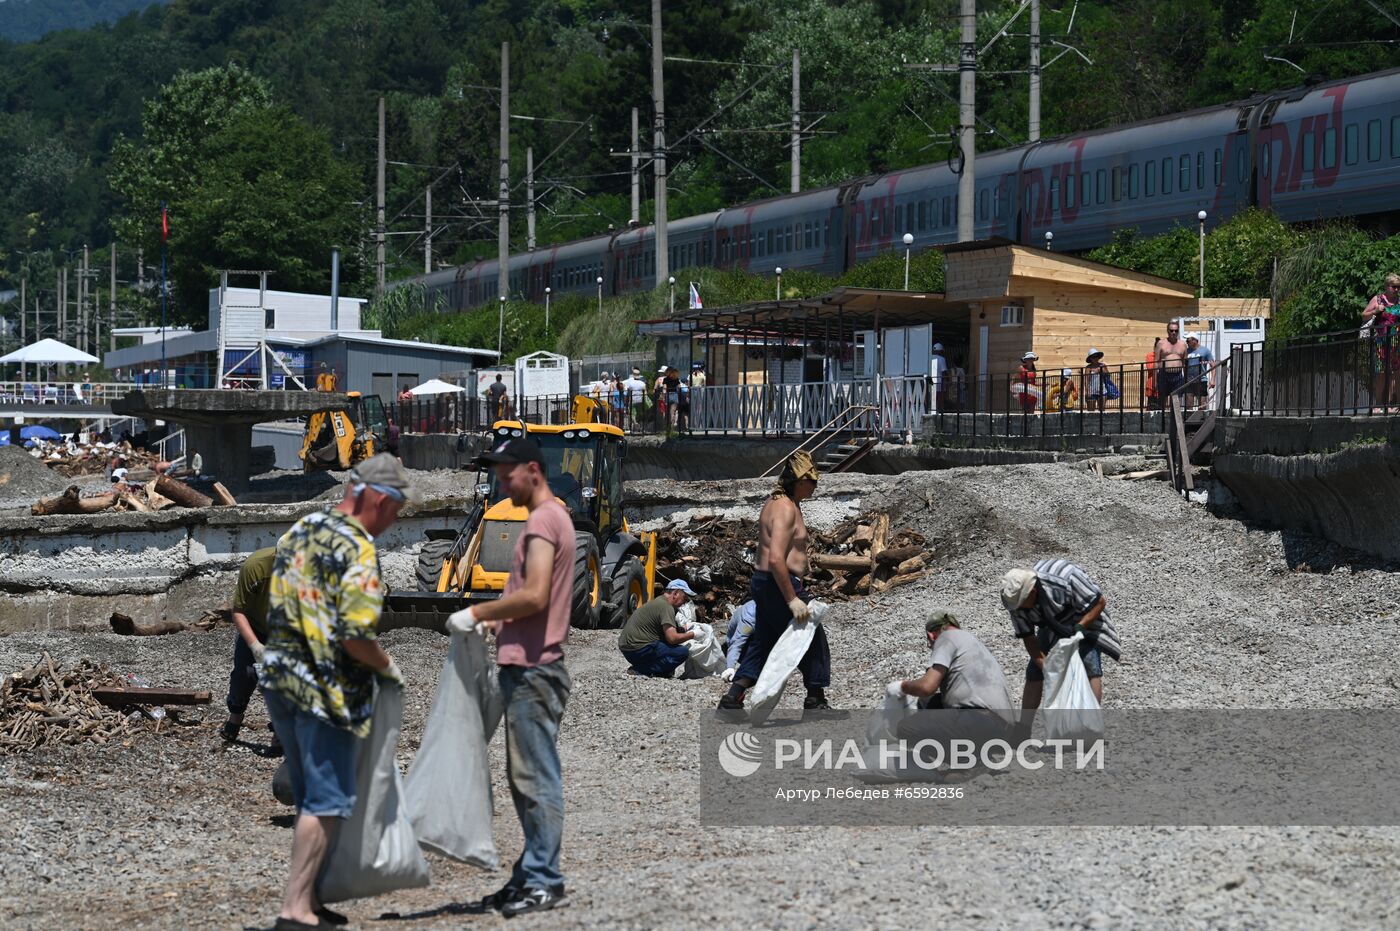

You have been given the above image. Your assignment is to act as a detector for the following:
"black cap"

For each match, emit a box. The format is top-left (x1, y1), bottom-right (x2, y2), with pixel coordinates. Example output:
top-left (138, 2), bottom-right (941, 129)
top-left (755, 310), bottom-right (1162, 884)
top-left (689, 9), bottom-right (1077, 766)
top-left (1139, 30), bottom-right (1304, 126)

top-left (476, 436), bottom-right (545, 467)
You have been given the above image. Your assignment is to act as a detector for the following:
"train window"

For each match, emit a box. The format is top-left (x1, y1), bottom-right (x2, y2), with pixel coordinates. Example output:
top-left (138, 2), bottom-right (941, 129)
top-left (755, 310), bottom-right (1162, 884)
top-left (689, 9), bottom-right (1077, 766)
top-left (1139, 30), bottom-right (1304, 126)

top-left (1344, 123), bottom-right (1358, 165)
top-left (1128, 164), bottom-right (1139, 199)
top-left (1145, 161), bottom-right (1156, 197)
top-left (1065, 173), bottom-right (1075, 209)
top-left (1111, 166), bottom-right (1122, 201)
top-left (978, 189), bottom-right (988, 221)
top-left (823, 219), bottom-right (830, 245)
top-left (1095, 169), bottom-right (1106, 204)
top-left (1237, 146), bottom-right (1248, 183)
top-left (1177, 154), bottom-right (1189, 192)
top-left (1323, 128), bottom-right (1337, 168)
top-left (1049, 177), bottom-right (1059, 212)
top-left (1213, 149), bottom-right (1222, 186)
top-left (1369, 120), bottom-right (1382, 161)
top-left (1261, 143), bottom-right (1271, 178)
top-left (1392, 118), bottom-right (1400, 157)
top-left (802, 222), bottom-right (811, 249)
top-left (916, 202), bottom-right (926, 232)
top-left (942, 197), bottom-right (951, 226)
top-left (787, 225), bottom-right (795, 252)
top-left (1080, 172), bottom-right (1090, 206)
top-left (768, 229), bottom-right (776, 253)
top-left (1197, 151), bottom-right (1205, 189)
top-left (1302, 132), bottom-right (1315, 172)
top-left (1161, 157), bottom-right (1172, 194)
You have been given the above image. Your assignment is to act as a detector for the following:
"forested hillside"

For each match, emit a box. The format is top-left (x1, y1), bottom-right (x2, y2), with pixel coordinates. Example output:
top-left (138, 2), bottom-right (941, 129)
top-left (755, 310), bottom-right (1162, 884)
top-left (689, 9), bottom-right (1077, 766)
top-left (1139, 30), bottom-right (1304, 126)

top-left (0, 0), bottom-right (163, 42)
top-left (0, 0), bottom-right (1394, 325)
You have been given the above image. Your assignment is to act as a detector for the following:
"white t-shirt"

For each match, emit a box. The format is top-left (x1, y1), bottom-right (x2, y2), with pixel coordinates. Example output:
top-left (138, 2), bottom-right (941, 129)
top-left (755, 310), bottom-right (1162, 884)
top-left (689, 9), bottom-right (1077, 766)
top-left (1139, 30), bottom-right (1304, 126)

top-left (622, 377), bottom-right (647, 403)
top-left (930, 354), bottom-right (948, 386)
top-left (111, 467), bottom-right (129, 484)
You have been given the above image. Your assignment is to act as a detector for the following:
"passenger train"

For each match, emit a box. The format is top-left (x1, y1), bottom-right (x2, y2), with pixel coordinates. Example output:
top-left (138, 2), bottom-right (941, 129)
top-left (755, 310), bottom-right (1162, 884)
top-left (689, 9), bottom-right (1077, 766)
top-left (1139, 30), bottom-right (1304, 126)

top-left (402, 67), bottom-right (1400, 311)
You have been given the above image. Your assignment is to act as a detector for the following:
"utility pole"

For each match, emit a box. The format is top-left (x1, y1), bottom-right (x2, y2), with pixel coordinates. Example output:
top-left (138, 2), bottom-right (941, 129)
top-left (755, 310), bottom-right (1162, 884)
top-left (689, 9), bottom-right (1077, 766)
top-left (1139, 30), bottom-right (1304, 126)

top-left (81, 243), bottom-right (90, 354)
top-left (110, 244), bottom-right (117, 352)
top-left (424, 186), bottom-right (433, 274)
top-left (57, 268), bottom-right (65, 345)
top-left (376, 95), bottom-right (386, 292)
top-left (1029, 0), bottom-right (1041, 142)
top-left (791, 48), bottom-right (801, 193)
top-left (630, 107), bottom-right (641, 226)
top-left (526, 146), bottom-right (537, 252)
top-left (651, 0), bottom-right (669, 288)
top-left (957, 0), bottom-right (977, 242)
top-left (498, 41), bottom-right (510, 302)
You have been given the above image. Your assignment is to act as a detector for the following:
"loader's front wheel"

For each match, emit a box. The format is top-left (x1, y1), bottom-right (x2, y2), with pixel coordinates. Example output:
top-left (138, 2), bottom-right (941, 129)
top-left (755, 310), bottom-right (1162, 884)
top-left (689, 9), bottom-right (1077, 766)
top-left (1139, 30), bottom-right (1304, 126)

top-left (602, 557), bottom-right (646, 629)
top-left (416, 538), bottom-right (456, 593)
top-left (571, 532), bottom-right (602, 629)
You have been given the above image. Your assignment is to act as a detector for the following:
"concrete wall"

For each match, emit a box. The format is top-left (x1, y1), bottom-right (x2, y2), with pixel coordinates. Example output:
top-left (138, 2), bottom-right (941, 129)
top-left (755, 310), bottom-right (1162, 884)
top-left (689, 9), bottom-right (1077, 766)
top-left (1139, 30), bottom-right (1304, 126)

top-left (0, 501), bottom-right (470, 633)
top-left (1211, 416), bottom-right (1400, 559)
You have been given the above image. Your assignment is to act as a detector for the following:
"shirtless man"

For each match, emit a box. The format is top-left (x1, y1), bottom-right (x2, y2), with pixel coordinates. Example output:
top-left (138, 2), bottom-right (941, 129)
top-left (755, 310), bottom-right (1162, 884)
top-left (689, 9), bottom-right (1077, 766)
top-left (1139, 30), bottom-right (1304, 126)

top-left (717, 451), bottom-right (839, 719)
top-left (1154, 321), bottom-right (1188, 402)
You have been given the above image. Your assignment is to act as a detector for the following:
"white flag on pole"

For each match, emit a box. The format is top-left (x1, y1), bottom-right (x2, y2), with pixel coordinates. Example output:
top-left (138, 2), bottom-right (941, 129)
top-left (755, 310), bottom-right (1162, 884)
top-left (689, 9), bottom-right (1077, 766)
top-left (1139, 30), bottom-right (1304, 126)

top-left (688, 282), bottom-right (703, 310)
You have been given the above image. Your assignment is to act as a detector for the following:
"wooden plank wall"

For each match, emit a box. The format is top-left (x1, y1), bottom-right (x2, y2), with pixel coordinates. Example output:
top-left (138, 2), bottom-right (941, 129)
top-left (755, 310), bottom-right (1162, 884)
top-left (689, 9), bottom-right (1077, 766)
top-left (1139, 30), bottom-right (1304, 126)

top-left (1029, 291), bottom-right (1186, 373)
top-left (1010, 250), bottom-right (1195, 299)
top-left (943, 249), bottom-right (1015, 302)
top-left (967, 304), bottom-right (1033, 376)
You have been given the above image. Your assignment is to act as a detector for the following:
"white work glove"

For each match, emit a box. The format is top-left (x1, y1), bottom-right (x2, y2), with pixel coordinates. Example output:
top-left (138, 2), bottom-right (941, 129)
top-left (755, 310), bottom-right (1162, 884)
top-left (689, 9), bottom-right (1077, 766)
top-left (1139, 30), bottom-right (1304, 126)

top-left (250, 641), bottom-right (266, 664)
top-left (447, 606), bottom-right (483, 636)
top-left (721, 667), bottom-right (736, 683)
top-left (787, 598), bottom-right (812, 623)
top-left (886, 679), bottom-right (906, 700)
top-left (378, 659), bottom-right (405, 687)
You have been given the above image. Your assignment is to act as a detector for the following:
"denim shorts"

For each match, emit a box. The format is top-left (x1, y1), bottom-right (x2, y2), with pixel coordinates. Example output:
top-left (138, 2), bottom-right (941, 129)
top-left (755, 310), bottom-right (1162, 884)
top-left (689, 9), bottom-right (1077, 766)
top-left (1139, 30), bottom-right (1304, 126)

top-left (264, 689), bottom-right (360, 818)
top-left (1025, 628), bottom-right (1104, 681)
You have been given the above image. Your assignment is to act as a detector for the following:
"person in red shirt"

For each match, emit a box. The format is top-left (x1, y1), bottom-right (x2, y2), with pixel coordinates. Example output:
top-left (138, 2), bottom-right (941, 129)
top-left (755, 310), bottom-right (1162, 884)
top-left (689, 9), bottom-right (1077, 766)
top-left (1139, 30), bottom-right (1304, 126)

top-left (448, 436), bottom-right (575, 917)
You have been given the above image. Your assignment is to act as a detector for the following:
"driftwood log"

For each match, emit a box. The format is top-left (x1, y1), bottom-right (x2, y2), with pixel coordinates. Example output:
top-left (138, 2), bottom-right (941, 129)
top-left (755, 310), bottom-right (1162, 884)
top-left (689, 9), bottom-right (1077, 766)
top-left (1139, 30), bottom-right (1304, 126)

top-left (154, 474), bottom-right (213, 508)
top-left (212, 482), bottom-right (238, 506)
top-left (31, 486), bottom-right (118, 516)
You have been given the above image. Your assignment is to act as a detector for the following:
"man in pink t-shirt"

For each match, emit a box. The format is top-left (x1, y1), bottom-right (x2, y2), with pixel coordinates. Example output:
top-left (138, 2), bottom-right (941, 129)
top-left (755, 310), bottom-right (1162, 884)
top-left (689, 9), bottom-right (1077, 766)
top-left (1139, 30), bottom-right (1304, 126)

top-left (447, 435), bottom-right (575, 917)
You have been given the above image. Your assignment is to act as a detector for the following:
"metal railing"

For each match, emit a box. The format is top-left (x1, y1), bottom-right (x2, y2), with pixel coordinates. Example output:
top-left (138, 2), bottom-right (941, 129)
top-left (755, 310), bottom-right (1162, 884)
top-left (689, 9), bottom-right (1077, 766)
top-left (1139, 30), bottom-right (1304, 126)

top-left (1229, 328), bottom-right (1400, 416)
top-left (0, 382), bottom-right (132, 405)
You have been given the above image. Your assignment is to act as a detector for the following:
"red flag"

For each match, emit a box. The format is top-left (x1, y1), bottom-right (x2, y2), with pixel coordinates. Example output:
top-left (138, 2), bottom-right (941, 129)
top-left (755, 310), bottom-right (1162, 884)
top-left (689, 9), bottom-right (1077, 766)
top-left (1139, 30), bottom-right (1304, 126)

top-left (161, 207), bottom-right (169, 242)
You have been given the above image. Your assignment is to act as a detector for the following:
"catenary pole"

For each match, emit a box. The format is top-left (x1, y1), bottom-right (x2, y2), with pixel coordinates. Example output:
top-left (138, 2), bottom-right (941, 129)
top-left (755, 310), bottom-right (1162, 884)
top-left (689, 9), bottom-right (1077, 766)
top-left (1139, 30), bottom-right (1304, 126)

top-left (630, 107), bottom-right (641, 225)
top-left (1029, 0), bottom-right (1041, 143)
top-left (376, 96), bottom-right (386, 292)
top-left (498, 41), bottom-right (510, 302)
top-left (958, 0), bottom-right (976, 242)
top-left (526, 146), bottom-right (536, 252)
top-left (424, 186), bottom-right (433, 274)
top-left (110, 244), bottom-right (117, 352)
top-left (791, 48), bottom-right (801, 193)
top-left (651, 0), bottom-right (669, 287)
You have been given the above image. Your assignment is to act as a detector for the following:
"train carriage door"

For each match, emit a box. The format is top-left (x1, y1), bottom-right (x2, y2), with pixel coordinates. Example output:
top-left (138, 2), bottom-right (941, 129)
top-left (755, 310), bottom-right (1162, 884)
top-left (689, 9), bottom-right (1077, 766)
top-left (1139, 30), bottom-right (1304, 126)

top-left (837, 178), bottom-right (868, 273)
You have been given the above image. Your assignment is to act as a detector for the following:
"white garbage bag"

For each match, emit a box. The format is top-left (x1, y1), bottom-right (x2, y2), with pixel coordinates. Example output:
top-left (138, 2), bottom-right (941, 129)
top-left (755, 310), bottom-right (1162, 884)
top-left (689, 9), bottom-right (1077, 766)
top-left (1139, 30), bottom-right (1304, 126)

top-left (318, 683), bottom-right (431, 904)
top-left (404, 631), bottom-right (503, 868)
top-left (682, 621), bottom-right (725, 679)
top-left (747, 601), bottom-right (828, 725)
top-left (860, 691), bottom-right (917, 776)
top-left (675, 601), bottom-right (698, 630)
top-left (1041, 631), bottom-right (1105, 741)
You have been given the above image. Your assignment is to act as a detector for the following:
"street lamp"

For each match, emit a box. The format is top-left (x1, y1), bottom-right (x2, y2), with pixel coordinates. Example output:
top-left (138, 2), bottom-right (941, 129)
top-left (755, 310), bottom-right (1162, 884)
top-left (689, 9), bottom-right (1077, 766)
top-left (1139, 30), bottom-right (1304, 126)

top-left (1197, 210), bottom-right (1207, 297)
top-left (668, 276), bottom-right (676, 314)
top-left (775, 267), bottom-right (783, 301)
top-left (1044, 230), bottom-right (1054, 251)
top-left (497, 295), bottom-right (506, 356)
top-left (544, 286), bottom-right (552, 335)
top-left (902, 233), bottom-right (914, 289)
top-left (596, 275), bottom-right (604, 313)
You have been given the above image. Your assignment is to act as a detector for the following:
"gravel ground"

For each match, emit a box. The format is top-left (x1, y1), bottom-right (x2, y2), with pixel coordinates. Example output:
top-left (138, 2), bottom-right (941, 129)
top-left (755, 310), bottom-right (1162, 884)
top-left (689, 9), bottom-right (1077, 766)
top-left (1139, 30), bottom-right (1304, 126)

top-left (2, 461), bottom-right (1399, 929)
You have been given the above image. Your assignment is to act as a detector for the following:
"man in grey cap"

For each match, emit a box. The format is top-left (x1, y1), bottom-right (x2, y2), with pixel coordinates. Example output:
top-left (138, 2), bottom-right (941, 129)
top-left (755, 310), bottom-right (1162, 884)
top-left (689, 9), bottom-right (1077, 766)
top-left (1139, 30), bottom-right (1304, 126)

top-left (1001, 560), bottom-right (1120, 712)
top-left (616, 579), bottom-right (699, 677)
top-left (259, 452), bottom-right (416, 931)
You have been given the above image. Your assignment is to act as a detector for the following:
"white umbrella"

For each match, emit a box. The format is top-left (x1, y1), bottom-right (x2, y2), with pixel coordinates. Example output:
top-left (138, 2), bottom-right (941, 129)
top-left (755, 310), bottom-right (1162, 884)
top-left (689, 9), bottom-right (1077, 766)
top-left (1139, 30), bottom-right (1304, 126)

top-left (0, 338), bottom-right (100, 365)
top-left (408, 378), bottom-right (466, 396)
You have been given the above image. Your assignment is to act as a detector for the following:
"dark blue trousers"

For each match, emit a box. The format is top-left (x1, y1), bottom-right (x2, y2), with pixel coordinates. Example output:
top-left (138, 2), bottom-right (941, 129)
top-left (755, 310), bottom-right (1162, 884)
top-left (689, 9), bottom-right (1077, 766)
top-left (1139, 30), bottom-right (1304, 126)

top-left (736, 570), bottom-right (830, 689)
top-left (621, 640), bottom-right (691, 678)
top-left (226, 634), bottom-right (260, 715)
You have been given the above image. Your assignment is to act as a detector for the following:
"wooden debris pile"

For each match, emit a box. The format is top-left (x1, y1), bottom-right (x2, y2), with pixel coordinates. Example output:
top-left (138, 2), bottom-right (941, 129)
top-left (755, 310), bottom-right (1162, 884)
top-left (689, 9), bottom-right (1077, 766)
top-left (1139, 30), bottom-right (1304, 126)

top-left (31, 474), bottom-right (237, 516)
top-left (42, 441), bottom-right (159, 479)
top-left (0, 654), bottom-right (138, 753)
top-left (654, 510), bottom-right (933, 609)
top-left (808, 513), bottom-right (931, 599)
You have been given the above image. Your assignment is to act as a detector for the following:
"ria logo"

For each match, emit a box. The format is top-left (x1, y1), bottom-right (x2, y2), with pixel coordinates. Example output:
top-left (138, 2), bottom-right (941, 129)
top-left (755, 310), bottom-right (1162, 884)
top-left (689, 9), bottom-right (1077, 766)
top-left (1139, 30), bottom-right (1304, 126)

top-left (717, 731), bottom-right (763, 778)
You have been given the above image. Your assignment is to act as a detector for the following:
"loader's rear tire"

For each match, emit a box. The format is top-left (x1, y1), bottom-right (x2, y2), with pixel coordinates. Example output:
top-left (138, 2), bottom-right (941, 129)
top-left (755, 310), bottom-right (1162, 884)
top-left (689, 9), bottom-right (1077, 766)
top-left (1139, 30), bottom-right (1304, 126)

top-left (416, 538), bottom-right (456, 593)
top-left (571, 532), bottom-right (602, 629)
top-left (602, 557), bottom-right (646, 629)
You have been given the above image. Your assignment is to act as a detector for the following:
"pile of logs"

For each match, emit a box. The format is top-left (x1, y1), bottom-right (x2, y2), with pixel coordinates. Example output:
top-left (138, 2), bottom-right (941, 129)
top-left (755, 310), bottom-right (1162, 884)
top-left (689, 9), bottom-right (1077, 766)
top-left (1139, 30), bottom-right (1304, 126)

top-left (654, 510), bottom-right (932, 609)
top-left (0, 654), bottom-right (137, 753)
top-left (809, 513), bottom-right (931, 599)
top-left (31, 474), bottom-right (237, 516)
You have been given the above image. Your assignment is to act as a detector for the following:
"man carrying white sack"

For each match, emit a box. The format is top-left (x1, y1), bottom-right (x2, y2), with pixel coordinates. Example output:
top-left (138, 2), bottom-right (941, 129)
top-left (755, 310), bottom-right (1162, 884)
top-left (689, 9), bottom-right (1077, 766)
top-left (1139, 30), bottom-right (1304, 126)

top-left (447, 436), bottom-right (574, 917)
top-left (1001, 559), bottom-right (1120, 711)
top-left (887, 609), bottom-right (1018, 759)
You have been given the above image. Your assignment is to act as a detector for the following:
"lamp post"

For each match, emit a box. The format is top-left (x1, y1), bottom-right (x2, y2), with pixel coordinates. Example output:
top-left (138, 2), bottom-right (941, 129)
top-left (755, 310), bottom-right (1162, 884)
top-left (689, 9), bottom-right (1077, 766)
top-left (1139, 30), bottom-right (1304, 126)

top-left (1044, 230), bottom-right (1054, 251)
top-left (544, 286), bottom-right (551, 335)
top-left (902, 233), bottom-right (914, 289)
top-left (775, 267), bottom-right (782, 301)
top-left (668, 276), bottom-right (675, 314)
top-left (1197, 210), bottom-right (1207, 298)
top-left (596, 275), bottom-right (603, 313)
top-left (497, 295), bottom-right (505, 356)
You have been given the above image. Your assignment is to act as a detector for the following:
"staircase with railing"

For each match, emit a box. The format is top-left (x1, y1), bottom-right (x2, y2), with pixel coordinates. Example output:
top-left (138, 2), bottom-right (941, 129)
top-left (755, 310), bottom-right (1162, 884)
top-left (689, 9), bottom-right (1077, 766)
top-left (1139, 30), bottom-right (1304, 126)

top-left (759, 404), bottom-right (880, 478)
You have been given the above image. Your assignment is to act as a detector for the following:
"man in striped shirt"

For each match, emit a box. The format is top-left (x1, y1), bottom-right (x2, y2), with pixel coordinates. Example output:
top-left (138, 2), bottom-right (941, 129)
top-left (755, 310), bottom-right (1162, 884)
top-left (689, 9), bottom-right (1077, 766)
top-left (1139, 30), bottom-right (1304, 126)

top-left (1001, 559), bottom-right (1120, 709)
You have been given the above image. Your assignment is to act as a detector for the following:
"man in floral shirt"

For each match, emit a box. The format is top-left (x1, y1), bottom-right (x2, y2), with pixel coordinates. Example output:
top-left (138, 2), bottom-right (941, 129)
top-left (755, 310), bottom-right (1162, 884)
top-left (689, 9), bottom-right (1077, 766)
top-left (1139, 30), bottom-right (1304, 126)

top-left (259, 453), bottom-right (417, 931)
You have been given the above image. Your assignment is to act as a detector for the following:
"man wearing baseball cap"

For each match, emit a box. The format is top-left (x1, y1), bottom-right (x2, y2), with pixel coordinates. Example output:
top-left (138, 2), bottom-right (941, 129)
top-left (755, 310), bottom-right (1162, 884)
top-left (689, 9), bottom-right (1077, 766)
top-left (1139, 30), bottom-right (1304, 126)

top-left (616, 578), bottom-right (699, 677)
top-left (259, 452), bottom-right (415, 930)
top-left (1000, 560), bottom-right (1120, 713)
top-left (447, 435), bottom-right (576, 916)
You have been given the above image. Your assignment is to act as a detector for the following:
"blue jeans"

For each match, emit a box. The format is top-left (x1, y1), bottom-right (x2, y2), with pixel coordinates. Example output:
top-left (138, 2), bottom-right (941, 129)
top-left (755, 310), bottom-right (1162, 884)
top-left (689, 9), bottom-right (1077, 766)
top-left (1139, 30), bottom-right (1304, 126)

top-left (621, 640), bottom-right (690, 677)
top-left (264, 689), bottom-right (360, 818)
top-left (226, 633), bottom-right (261, 715)
top-left (1025, 627), bottom-right (1105, 681)
top-left (736, 571), bottom-right (831, 689)
top-left (500, 661), bottom-right (572, 891)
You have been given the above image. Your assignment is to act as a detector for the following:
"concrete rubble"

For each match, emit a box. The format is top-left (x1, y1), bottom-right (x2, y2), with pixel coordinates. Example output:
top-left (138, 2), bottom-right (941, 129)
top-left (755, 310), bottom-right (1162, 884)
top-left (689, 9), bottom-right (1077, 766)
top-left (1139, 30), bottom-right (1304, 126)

top-left (0, 459), bottom-right (1397, 927)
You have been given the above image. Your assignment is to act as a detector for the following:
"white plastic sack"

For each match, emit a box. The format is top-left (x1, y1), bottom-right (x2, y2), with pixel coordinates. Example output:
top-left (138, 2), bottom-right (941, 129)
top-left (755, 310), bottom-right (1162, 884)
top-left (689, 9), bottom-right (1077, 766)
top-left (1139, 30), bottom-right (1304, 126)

top-left (682, 622), bottom-right (726, 679)
top-left (404, 631), bottom-right (503, 868)
top-left (1041, 631), bottom-right (1105, 741)
top-left (747, 601), bottom-right (828, 725)
top-left (675, 601), bottom-right (698, 630)
top-left (318, 683), bottom-right (431, 904)
top-left (859, 691), bottom-right (918, 776)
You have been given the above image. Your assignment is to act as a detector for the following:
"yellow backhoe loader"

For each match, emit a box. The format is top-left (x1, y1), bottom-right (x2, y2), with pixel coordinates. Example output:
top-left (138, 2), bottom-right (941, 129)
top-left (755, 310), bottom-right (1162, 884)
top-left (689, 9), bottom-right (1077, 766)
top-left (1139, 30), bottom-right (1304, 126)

top-left (300, 392), bottom-right (389, 471)
top-left (384, 419), bottom-right (657, 631)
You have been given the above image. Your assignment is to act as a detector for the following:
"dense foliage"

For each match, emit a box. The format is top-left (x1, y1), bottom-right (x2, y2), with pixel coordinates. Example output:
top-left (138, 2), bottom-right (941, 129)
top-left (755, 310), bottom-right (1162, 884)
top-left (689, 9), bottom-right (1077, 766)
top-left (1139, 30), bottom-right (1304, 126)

top-left (0, 0), bottom-right (162, 42)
